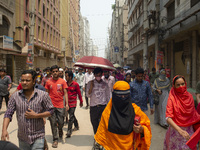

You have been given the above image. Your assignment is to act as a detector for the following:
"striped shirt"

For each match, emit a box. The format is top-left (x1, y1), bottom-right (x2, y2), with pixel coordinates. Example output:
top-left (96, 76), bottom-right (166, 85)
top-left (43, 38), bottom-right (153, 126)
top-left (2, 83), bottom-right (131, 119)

top-left (4, 89), bottom-right (54, 144)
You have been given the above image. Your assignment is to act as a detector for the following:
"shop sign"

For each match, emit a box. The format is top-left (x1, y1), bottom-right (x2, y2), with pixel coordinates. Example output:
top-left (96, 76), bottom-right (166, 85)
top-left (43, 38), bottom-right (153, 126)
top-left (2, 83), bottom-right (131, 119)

top-left (3, 35), bottom-right (13, 50)
top-left (157, 51), bottom-right (164, 64)
top-left (26, 43), bottom-right (33, 65)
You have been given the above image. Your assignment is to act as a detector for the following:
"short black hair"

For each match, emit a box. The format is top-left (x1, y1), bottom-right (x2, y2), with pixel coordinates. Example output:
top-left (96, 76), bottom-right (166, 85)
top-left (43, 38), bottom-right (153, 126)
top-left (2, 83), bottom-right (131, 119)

top-left (126, 73), bottom-right (131, 77)
top-left (0, 68), bottom-right (6, 72)
top-left (65, 71), bottom-right (73, 79)
top-left (104, 70), bottom-right (109, 73)
top-left (36, 68), bottom-right (40, 71)
top-left (173, 75), bottom-right (185, 85)
top-left (152, 67), bottom-right (156, 71)
top-left (46, 67), bottom-right (51, 71)
top-left (135, 67), bottom-right (144, 75)
top-left (21, 70), bottom-right (37, 80)
top-left (50, 65), bottom-right (59, 71)
top-left (93, 67), bottom-right (103, 75)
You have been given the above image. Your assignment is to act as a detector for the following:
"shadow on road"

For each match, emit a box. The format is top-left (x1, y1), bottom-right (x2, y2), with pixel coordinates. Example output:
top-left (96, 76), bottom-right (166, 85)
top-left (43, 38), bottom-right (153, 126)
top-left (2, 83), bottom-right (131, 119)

top-left (0, 111), bottom-right (6, 115)
top-left (65, 135), bottom-right (93, 147)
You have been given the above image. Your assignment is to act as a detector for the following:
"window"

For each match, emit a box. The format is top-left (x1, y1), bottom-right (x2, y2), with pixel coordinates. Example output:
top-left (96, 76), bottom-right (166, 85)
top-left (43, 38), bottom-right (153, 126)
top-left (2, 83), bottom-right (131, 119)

top-left (0, 17), bottom-right (9, 36)
top-left (167, 1), bottom-right (175, 23)
top-left (191, 0), bottom-right (200, 7)
top-left (177, 0), bottom-right (180, 6)
top-left (38, 0), bottom-right (41, 13)
top-left (43, 4), bottom-right (45, 17)
top-left (53, 15), bottom-right (55, 25)
top-left (25, 28), bottom-right (29, 43)
top-left (25, 0), bottom-right (29, 12)
top-left (38, 26), bottom-right (41, 40)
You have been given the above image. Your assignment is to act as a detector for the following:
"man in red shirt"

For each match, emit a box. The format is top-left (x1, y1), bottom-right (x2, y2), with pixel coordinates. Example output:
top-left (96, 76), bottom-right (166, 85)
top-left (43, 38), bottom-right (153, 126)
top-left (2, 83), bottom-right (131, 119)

top-left (65, 71), bottom-right (83, 138)
top-left (45, 65), bottom-right (69, 148)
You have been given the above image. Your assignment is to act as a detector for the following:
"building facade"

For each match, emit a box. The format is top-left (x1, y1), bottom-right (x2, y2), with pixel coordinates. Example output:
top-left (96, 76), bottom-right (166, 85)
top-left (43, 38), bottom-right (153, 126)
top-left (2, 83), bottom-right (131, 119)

top-left (126, 0), bottom-right (200, 88)
top-left (69, 0), bottom-right (80, 62)
top-left (0, 0), bottom-right (22, 82)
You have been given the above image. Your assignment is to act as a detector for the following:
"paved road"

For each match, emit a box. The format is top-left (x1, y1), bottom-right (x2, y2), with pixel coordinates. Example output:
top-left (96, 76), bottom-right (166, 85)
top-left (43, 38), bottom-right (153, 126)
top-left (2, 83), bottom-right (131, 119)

top-left (0, 87), bottom-right (166, 150)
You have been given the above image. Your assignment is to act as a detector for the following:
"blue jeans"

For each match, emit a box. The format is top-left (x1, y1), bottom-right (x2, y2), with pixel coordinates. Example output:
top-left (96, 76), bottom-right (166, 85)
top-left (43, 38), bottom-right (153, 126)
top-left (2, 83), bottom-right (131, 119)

top-left (19, 138), bottom-right (44, 150)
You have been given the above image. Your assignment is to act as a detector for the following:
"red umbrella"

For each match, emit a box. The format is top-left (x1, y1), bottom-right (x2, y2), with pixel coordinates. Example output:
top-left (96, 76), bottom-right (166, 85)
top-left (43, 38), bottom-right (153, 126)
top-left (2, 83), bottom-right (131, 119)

top-left (74, 56), bottom-right (116, 71)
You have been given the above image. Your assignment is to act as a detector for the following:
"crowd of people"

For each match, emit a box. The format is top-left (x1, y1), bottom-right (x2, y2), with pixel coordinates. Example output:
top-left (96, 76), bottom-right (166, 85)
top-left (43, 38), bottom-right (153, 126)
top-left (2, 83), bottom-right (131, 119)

top-left (0, 64), bottom-right (200, 150)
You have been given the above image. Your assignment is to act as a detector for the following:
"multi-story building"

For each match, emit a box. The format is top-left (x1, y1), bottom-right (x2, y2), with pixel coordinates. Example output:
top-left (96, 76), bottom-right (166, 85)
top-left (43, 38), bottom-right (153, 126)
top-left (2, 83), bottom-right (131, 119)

top-left (83, 17), bottom-right (90, 56)
top-left (60, 0), bottom-right (73, 67)
top-left (0, 0), bottom-right (21, 82)
top-left (13, 0), bottom-right (61, 81)
top-left (127, 0), bottom-right (200, 88)
top-left (159, 0), bottom-right (200, 88)
top-left (69, 0), bottom-right (80, 62)
top-left (110, 0), bottom-right (126, 66)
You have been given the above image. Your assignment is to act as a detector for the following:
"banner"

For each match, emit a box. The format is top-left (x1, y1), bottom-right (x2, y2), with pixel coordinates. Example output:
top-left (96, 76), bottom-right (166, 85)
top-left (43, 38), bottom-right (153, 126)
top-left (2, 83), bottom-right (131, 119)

top-left (26, 43), bottom-right (33, 65)
top-left (3, 35), bottom-right (13, 50)
top-left (157, 51), bottom-right (164, 64)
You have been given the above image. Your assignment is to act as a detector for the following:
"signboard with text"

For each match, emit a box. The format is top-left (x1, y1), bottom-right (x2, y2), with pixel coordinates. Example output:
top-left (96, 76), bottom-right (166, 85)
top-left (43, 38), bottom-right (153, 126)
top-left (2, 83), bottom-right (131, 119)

top-left (3, 35), bottom-right (13, 50)
top-left (157, 51), bottom-right (164, 65)
top-left (114, 46), bottom-right (119, 53)
top-left (75, 50), bottom-right (79, 56)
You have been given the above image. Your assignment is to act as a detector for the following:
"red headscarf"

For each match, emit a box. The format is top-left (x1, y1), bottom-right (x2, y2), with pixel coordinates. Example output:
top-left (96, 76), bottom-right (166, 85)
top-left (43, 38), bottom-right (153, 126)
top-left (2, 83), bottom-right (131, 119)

top-left (166, 75), bottom-right (200, 127)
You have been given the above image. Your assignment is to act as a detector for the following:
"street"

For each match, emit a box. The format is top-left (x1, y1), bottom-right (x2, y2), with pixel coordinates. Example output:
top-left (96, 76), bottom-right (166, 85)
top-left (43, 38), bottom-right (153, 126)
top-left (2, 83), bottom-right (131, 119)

top-left (0, 87), bottom-right (166, 150)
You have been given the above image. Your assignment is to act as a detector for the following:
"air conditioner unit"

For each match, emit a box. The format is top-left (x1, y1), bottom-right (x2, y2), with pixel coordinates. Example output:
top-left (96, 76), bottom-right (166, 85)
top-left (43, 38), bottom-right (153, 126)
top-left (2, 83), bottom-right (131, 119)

top-left (50, 53), bottom-right (54, 59)
top-left (38, 50), bottom-right (44, 57)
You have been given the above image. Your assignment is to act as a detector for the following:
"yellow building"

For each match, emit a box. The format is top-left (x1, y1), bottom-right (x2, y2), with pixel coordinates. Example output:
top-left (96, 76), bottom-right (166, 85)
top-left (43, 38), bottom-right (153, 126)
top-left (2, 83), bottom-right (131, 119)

top-left (14, 0), bottom-right (62, 74)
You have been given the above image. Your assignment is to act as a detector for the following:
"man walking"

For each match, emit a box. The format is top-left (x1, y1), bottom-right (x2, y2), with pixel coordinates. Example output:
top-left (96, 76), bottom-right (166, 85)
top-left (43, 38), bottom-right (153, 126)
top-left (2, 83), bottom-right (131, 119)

top-left (86, 67), bottom-right (110, 148)
top-left (83, 69), bottom-right (94, 108)
top-left (65, 71), bottom-right (83, 138)
top-left (130, 67), bottom-right (154, 116)
top-left (1, 70), bottom-right (54, 150)
top-left (87, 68), bottom-right (110, 133)
top-left (45, 65), bottom-right (69, 148)
top-left (0, 69), bottom-right (12, 110)
top-left (149, 67), bottom-right (159, 86)
top-left (102, 70), bottom-right (115, 99)
top-left (75, 68), bottom-right (85, 96)
top-left (41, 67), bottom-right (52, 87)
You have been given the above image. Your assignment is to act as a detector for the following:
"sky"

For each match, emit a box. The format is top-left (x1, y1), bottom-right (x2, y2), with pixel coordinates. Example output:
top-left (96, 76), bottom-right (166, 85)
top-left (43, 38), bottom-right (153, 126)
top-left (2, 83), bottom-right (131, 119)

top-left (80, 0), bottom-right (114, 58)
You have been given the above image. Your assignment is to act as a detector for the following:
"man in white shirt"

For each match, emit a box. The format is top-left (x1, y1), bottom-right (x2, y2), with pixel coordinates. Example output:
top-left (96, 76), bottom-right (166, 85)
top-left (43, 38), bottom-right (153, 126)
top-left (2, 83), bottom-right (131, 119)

top-left (83, 69), bottom-right (94, 109)
top-left (102, 70), bottom-right (115, 100)
top-left (75, 68), bottom-right (85, 96)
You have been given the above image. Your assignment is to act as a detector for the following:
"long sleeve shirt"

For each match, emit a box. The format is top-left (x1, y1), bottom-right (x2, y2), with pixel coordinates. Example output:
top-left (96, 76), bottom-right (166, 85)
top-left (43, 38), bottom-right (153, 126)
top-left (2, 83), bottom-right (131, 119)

top-left (130, 80), bottom-right (154, 111)
top-left (4, 89), bottom-right (54, 144)
top-left (86, 79), bottom-right (110, 107)
top-left (102, 76), bottom-right (115, 100)
top-left (67, 81), bottom-right (83, 108)
top-left (83, 72), bottom-right (94, 88)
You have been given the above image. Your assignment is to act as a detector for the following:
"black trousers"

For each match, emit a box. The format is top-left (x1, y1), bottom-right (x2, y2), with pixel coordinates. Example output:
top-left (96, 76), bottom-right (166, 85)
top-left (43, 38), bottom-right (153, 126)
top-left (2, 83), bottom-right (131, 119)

top-left (85, 84), bottom-right (89, 106)
top-left (67, 107), bottom-right (78, 134)
top-left (90, 105), bottom-right (106, 134)
top-left (0, 94), bottom-right (9, 109)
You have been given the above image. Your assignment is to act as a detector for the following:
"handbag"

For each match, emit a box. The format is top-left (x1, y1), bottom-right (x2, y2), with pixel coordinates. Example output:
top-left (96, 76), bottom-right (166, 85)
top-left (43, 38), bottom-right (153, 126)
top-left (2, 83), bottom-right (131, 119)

top-left (153, 90), bottom-right (159, 105)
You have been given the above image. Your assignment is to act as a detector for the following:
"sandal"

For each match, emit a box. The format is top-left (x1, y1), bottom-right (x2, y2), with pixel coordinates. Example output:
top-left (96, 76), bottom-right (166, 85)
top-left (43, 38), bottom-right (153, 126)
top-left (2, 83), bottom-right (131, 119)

top-left (52, 140), bottom-right (58, 148)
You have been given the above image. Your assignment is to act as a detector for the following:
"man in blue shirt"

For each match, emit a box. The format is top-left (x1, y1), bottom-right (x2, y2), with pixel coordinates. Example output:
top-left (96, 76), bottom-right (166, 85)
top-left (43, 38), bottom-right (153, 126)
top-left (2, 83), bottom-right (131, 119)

top-left (130, 67), bottom-right (154, 115)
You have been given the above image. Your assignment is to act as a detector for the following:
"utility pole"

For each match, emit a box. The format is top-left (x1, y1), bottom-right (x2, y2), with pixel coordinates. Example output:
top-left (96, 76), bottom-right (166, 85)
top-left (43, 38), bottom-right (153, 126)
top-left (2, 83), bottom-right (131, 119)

top-left (155, 0), bottom-right (160, 71)
top-left (143, 0), bottom-right (148, 70)
top-left (29, 0), bottom-right (35, 69)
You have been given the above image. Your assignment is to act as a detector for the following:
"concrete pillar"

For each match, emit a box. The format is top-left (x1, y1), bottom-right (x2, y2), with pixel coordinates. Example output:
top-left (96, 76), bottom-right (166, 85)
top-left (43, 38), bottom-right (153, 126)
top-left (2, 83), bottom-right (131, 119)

top-left (170, 40), bottom-right (175, 79)
top-left (192, 30), bottom-right (197, 88)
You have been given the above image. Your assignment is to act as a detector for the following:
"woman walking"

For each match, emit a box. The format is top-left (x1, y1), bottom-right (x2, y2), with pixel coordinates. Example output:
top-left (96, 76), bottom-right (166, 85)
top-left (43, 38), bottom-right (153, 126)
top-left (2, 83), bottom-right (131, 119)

top-left (153, 69), bottom-right (170, 127)
top-left (163, 75), bottom-right (200, 150)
